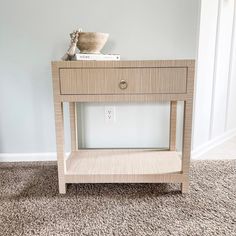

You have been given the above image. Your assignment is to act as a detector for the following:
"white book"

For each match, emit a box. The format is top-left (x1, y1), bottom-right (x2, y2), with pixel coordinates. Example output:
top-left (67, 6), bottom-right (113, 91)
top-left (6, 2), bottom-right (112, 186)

top-left (74, 53), bottom-right (120, 61)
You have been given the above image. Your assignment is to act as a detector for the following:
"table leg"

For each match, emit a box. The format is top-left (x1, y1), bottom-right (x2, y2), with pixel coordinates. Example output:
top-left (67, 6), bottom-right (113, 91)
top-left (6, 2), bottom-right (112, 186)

top-left (169, 101), bottom-right (177, 151)
top-left (181, 100), bottom-right (193, 193)
top-left (69, 102), bottom-right (78, 152)
top-left (54, 102), bottom-right (66, 194)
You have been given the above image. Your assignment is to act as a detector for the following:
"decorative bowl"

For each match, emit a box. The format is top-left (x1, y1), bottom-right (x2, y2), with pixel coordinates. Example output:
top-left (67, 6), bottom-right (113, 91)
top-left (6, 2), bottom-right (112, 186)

top-left (77, 32), bottom-right (109, 54)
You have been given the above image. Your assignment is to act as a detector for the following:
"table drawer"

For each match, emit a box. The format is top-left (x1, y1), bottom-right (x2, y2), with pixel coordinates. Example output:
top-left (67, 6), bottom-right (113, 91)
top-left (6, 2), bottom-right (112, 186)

top-left (59, 67), bottom-right (187, 95)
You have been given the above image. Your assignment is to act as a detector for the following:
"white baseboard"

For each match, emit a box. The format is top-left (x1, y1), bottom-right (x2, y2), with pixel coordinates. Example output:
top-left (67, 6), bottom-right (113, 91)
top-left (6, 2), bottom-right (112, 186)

top-left (0, 152), bottom-right (57, 162)
top-left (191, 129), bottom-right (236, 159)
top-left (1, 130), bottom-right (235, 162)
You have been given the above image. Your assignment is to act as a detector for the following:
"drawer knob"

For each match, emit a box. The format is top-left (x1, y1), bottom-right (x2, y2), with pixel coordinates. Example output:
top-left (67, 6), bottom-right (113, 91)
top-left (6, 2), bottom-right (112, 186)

top-left (119, 80), bottom-right (128, 90)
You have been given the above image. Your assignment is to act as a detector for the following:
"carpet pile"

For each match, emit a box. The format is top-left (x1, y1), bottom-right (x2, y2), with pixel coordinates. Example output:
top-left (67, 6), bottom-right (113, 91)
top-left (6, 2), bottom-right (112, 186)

top-left (0, 160), bottom-right (235, 236)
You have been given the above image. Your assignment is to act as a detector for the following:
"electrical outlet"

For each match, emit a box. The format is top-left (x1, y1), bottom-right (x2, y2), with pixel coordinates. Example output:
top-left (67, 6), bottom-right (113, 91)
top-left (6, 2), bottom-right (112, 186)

top-left (105, 106), bottom-right (115, 123)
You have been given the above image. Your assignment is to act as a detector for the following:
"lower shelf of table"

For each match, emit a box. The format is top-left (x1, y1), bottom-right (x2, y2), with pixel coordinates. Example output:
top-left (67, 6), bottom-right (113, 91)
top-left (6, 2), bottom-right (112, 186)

top-left (64, 149), bottom-right (184, 183)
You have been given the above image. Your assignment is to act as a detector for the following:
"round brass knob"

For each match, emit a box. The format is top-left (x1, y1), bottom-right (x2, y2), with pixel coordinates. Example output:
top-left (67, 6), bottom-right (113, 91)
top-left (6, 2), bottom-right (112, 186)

top-left (119, 80), bottom-right (128, 90)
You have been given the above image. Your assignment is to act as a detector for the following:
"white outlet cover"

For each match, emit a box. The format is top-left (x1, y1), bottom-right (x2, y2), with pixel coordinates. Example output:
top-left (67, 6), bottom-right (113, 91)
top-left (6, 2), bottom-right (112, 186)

top-left (105, 106), bottom-right (116, 122)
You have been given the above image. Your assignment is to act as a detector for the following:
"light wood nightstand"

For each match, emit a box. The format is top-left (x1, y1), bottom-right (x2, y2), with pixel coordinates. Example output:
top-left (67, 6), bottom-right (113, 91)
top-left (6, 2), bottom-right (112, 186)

top-left (51, 60), bottom-right (195, 194)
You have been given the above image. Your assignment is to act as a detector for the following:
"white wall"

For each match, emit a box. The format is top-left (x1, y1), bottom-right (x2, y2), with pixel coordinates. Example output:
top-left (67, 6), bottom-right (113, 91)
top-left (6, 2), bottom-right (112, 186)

top-left (226, 1), bottom-right (236, 131)
top-left (0, 0), bottom-right (200, 157)
top-left (193, 0), bottom-right (236, 156)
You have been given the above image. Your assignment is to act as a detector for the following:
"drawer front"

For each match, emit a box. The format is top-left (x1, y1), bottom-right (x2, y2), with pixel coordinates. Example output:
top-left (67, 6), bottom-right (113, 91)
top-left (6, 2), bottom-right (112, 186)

top-left (59, 67), bottom-right (187, 95)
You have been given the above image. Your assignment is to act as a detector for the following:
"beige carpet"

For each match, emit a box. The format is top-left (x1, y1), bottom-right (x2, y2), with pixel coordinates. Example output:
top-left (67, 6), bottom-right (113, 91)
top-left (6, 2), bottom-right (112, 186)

top-left (0, 160), bottom-right (235, 236)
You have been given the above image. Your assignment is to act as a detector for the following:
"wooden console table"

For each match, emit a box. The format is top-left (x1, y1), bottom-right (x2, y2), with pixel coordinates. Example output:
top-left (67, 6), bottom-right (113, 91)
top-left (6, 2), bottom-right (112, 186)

top-left (52, 60), bottom-right (195, 194)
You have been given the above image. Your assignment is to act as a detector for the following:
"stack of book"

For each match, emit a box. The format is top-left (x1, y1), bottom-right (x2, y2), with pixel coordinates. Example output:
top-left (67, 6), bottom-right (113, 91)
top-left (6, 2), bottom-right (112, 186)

top-left (73, 53), bottom-right (120, 61)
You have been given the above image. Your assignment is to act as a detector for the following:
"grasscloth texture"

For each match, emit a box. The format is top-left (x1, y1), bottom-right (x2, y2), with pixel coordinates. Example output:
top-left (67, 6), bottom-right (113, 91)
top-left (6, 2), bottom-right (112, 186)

top-left (0, 160), bottom-right (235, 236)
top-left (52, 60), bottom-right (195, 193)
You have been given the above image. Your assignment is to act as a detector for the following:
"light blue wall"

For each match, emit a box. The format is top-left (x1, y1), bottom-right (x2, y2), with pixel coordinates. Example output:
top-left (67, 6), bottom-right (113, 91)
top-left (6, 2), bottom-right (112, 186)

top-left (0, 0), bottom-right (200, 153)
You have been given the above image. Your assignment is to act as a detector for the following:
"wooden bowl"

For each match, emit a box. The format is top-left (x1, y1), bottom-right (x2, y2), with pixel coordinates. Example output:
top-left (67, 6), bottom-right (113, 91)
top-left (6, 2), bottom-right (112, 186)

top-left (77, 32), bottom-right (109, 54)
